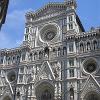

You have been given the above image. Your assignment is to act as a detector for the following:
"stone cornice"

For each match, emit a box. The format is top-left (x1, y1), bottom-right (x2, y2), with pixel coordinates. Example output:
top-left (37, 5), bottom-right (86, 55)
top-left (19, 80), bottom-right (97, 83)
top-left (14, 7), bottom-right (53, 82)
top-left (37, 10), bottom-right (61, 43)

top-left (0, 45), bottom-right (31, 55)
top-left (26, 0), bottom-right (77, 20)
top-left (77, 50), bottom-right (100, 58)
top-left (64, 28), bottom-right (100, 41)
top-left (26, 11), bottom-right (66, 26)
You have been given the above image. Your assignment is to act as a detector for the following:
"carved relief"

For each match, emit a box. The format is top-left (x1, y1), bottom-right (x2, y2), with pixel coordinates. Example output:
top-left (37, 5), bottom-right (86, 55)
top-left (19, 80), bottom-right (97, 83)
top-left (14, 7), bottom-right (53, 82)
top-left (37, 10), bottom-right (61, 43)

top-left (53, 62), bottom-right (61, 80)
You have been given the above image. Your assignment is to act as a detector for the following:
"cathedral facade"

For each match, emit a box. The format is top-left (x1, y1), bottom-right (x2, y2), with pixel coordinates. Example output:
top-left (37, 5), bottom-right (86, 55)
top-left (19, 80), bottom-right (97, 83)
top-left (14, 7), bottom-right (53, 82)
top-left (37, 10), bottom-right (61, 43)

top-left (0, 0), bottom-right (100, 100)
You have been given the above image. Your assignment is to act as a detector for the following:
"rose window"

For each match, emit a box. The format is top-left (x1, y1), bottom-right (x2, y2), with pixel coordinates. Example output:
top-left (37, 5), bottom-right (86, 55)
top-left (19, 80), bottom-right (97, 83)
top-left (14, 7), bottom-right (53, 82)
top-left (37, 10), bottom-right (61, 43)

top-left (83, 58), bottom-right (98, 74)
top-left (39, 23), bottom-right (59, 42)
top-left (84, 63), bottom-right (97, 73)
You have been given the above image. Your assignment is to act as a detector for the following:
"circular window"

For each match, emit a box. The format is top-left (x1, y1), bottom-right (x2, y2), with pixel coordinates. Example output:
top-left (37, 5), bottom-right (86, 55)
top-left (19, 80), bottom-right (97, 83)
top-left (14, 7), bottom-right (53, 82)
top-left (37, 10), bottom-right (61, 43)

top-left (84, 63), bottom-right (97, 73)
top-left (7, 71), bottom-right (16, 82)
top-left (83, 58), bottom-right (98, 74)
top-left (39, 23), bottom-right (60, 42)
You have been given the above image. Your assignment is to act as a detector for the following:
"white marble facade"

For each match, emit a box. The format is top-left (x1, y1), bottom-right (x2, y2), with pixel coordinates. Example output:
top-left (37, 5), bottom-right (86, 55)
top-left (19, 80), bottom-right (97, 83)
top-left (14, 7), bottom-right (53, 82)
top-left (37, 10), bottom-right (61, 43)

top-left (0, 0), bottom-right (100, 100)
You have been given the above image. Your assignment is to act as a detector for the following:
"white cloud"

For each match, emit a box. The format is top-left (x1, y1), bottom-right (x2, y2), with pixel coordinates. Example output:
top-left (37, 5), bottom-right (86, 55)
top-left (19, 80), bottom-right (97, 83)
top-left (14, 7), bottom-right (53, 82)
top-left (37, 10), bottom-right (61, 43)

top-left (0, 9), bottom-right (30, 48)
top-left (0, 8), bottom-right (33, 49)
top-left (6, 10), bottom-right (26, 29)
top-left (5, 8), bottom-right (32, 30)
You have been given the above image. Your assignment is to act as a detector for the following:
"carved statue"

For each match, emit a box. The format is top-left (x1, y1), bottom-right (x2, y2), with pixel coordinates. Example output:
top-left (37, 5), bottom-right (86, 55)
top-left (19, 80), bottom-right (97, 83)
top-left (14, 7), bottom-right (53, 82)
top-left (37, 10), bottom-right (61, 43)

top-left (54, 62), bottom-right (61, 79)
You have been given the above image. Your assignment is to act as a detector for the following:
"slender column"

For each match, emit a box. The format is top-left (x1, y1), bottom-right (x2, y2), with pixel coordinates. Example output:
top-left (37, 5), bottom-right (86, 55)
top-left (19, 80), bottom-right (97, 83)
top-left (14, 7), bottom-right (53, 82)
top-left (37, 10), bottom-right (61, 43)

top-left (74, 82), bottom-right (77, 100)
top-left (58, 82), bottom-right (61, 100)
top-left (3, 56), bottom-right (6, 65)
top-left (74, 68), bottom-right (77, 78)
top-left (67, 70), bottom-right (69, 78)
top-left (25, 52), bottom-right (29, 61)
top-left (54, 83), bottom-right (58, 100)
top-left (73, 41), bottom-right (76, 53)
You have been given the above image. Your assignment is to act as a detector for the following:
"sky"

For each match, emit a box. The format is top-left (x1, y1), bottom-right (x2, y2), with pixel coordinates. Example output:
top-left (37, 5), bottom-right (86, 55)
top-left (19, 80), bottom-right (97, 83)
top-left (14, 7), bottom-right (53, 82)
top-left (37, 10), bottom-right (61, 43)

top-left (0, 0), bottom-right (100, 49)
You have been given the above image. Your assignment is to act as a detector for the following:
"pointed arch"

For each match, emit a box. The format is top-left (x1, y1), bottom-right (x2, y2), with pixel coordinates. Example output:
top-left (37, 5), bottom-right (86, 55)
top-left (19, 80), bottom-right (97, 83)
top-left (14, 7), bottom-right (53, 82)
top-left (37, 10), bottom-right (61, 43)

top-left (34, 52), bottom-right (37, 60)
top-left (63, 46), bottom-right (67, 55)
top-left (79, 41), bottom-right (84, 52)
top-left (29, 53), bottom-right (33, 61)
top-left (17, 55), bottom-right (20, 63)
top-left (70, 87), bottom-right (74, 100)
top-left (35, 81), bottom-right (54, 100)
top-left (44, 47), bottom-right (49, 57)
top-left (57, 47), bottom-right (61, 56)
top-left (22, 53), bottom-right (26, 61)
top-left (86, 40), bottom-right (91, 51)
top-left (7, 57), bottom-right (11, 64)
top-left (93, 39), bottom-right (98, 50)
top-left (84, 91), bottom-right (100, 100)
top-left (39, 51), bottom-right (43, 59)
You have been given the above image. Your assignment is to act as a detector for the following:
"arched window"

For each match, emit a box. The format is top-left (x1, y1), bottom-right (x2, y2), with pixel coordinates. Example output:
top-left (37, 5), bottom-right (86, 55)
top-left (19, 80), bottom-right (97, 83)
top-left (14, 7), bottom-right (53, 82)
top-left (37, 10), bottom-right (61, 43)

top-left (29, 53), bottom-right (33, 61)
top-left (25, 34), bottom-right (28, 41)
top-left (53, 48), bottom-right (56, 53)
top-left (93, 40), bottom-right (97, 50)
top-left (22, 53), bottom-right (25, 61)
top-left (58, 47), bottom-right (61, 56)
top-left (0, 57), bottom-right (3, 64)
top-left (26, 27), bottom-right (29, 33)
top-left (34, 52), bottom-right (37, 60)
top-left (69, 23), bottom-right (73, 30)
top-left (39, 51), bottom-right (43, 59)
top-left (8, 57), bottom-right (11, 64)
top-left (52, 48), bottom-right (57, 57)
top-left (69, 69), bottom-right (74, 77)
top-left (63, 47), bottom-right (67, 55)
top-left (12, 56), bottom-right (16, 64)
top-left (87, 42), bottom-right (91, 51)
top-left (17, 56), bottom-right (20, 63)
top-left (69, 43), bottom-right (73, 52)
top-left (17, 91), bottom-right (20, 98)
top-left (35, 82), bottom-right (54, 100)
top-left (44, 47), bottom-right (49, 57)
top-left (70, 87), bottom-right (74, 100)
top-left (80, 43), bottom-right (84, 52)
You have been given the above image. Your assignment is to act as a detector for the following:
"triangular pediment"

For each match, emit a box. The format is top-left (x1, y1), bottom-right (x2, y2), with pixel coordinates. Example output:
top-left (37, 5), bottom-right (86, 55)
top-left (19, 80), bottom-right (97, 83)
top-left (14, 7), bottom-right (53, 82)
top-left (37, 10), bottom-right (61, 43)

top-left (34, 61), bottom-right (55, 83)
top-left (0, 77), bottom-right (14, 96)
top-left (2, 86), bottom-right (13, 96)
top-left (26, 3), bottom-right (66, 19)
top-left (81, 75), bottom-right (100, 97)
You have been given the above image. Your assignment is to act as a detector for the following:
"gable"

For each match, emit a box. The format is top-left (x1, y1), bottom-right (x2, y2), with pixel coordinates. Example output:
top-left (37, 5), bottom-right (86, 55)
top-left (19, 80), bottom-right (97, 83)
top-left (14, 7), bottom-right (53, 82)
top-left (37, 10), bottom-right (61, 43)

top-left (26, 3), bottom-right (66, 20)
top-left (2, 86), bottom-right (13, 97)
top-left (34, 61), bottom-right (55, 84)
top-left (81, 75), bottom-right (100, 97)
